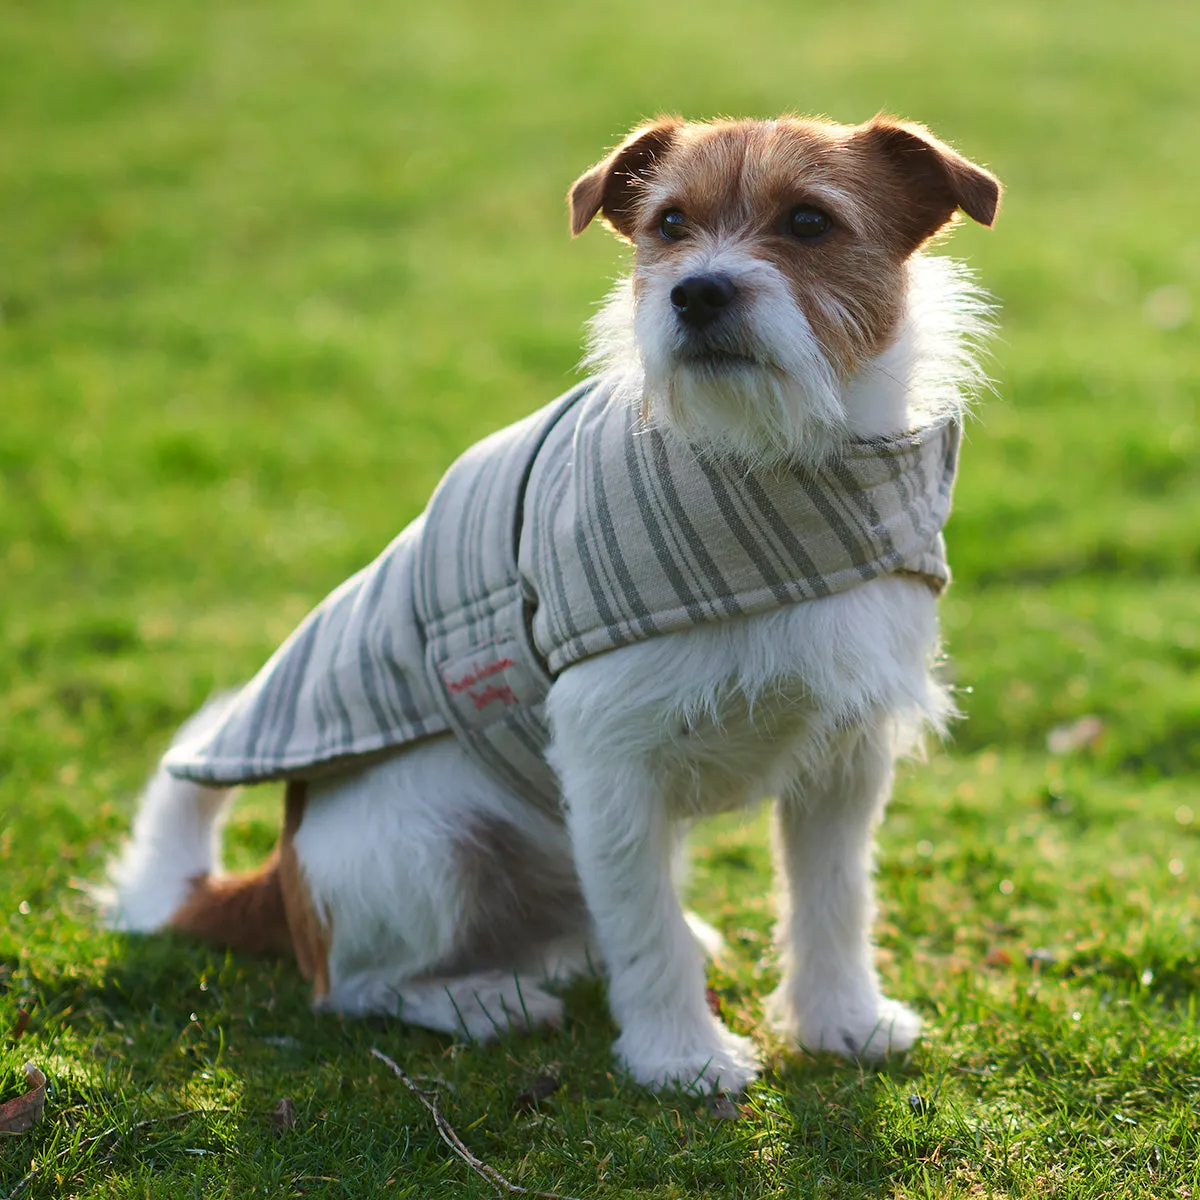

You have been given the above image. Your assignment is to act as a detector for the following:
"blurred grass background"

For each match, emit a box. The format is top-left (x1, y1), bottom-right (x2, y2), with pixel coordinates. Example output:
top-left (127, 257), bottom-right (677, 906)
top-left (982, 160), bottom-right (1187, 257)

top-left (1, 1), bottom-right (1198, 1196)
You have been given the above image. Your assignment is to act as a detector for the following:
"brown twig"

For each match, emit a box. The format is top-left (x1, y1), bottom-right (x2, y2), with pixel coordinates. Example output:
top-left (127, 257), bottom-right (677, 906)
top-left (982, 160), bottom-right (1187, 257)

top-left (369, 1047), bottom-right (582, 1200)
top-left (5, 1108), bottom-right (229, 1200)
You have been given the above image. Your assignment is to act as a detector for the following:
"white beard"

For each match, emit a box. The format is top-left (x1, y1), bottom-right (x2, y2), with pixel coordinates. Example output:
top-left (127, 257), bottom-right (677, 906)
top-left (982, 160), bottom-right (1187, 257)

top-left (585, 249), bottom-right (994, 465)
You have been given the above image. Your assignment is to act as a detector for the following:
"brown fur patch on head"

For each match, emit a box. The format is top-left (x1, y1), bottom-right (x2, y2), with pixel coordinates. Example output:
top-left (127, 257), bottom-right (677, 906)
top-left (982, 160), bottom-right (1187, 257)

top-left (598, 115), bottom-right (1000, 378)
top-left (851, 116), bottom-right (1001, 250)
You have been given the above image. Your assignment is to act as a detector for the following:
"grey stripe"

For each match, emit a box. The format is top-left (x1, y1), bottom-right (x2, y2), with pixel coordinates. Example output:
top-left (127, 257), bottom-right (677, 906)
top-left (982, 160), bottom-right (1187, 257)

top-left (357, 630), bottom-right (395, 741)
top-left (619, 424), bottom-right (700, 619)
top-left (886, 449), bottom-right (924, 546)
top-left (904, 437), bottom-right (934, 540)
top-left (456, 449), bottom-right (492, 629)
top-left (240, 609), bottom-right (322, 761)
top-left (641, 429), bottom-right (743, 611)
top-left (506, 708), bottom-right (552, 766)
top-left (789, 464), bottom-right (878, 582)
top-left (321, 614), bottom-right (359, 755)
top-left (260, 614), bottom-right (324, 762)
top-left (703, 462), bottom-right (805, 585)
top-left (827, 457), bottom-right (900, 565)
top-left (309, 649), bottom-right (336, 761)
top-left (570, 446), bottom-right (628, 644)
top-left (641, 429), bottom-right (740, 620)
top-left (737, 471), bottom-right (832, 598)
top-left (418, 507), bottom-right (440, 630)
top-left (467, 724), bottom-right (543, 802)
top-left (538, 458), bottom-right (588, 667)
top-left (357, 557), bottom-right (411, 731)
top-left (868, 437), bottom-right (924, 546)
top-left (378, 624), bottom-right (428, 731)
top-left (584, 407), bottom-right (657, 636)
top-left (623, 427), bottom-right (708, 620)
top-left (696, 457), bottom-right (814, 604)
top-left (648, 432), bottom-right (750, 617)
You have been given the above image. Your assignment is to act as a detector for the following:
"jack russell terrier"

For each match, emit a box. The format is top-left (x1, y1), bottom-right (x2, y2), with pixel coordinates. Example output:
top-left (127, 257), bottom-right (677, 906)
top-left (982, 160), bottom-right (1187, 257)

top-left (110, 113), bottom-right (1000, 1095)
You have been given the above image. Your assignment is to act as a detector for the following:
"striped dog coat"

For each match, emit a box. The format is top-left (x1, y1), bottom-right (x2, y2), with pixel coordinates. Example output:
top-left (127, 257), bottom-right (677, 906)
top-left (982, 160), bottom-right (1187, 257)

top-left (165, 378), bottom-right (960, 806)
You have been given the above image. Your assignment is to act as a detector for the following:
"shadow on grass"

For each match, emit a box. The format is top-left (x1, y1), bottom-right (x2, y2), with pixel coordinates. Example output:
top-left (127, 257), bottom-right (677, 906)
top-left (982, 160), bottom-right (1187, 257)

top-left (37, 932), bottom-right (1190, 1197)
top-left (10, 935), bottom-right (964, 1195)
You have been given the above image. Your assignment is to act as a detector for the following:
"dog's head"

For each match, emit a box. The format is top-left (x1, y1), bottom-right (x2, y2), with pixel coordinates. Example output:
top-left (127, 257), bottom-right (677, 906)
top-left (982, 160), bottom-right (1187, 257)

top-left (570, 115), bottom-right (1000, 462)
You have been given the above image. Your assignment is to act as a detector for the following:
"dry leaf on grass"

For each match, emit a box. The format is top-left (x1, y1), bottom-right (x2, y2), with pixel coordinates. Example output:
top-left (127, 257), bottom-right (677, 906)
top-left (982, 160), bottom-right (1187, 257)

top-left (707, 1094), bottom-right (741, 1121)
top-left (271, 1097), bottom-right (297, 1135)
top-left (512, 1071), bottom-right (561, 1114)
top-left (0, 1062), bottom-right (46, 1134)
top-left (10, 1008), bottom-right (31, 1041)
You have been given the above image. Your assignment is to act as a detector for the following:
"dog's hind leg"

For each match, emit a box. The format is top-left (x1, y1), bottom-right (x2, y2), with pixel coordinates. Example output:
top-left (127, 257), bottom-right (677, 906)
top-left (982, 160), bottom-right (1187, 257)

top-left (322, 968), bottom-right (566, 1041)
top-left (106, 694), bottom-right (314, 962)
top-left (294, 738), bottom-right (594, 1035)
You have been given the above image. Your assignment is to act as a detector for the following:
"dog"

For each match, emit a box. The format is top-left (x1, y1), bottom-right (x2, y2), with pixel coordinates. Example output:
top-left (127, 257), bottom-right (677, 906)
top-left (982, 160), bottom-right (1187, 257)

top-left (109, 113), bottom-right (1000, 1095)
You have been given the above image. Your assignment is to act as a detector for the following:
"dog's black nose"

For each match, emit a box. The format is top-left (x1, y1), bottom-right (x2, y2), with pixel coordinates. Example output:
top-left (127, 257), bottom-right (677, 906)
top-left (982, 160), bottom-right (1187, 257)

top-left (670, 273), bottom-right (737, 329)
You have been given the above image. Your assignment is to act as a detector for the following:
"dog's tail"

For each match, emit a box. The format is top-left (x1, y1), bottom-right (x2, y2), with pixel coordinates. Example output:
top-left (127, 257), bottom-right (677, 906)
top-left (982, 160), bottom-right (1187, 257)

top-left (106, 696), bottom-right (291, 958)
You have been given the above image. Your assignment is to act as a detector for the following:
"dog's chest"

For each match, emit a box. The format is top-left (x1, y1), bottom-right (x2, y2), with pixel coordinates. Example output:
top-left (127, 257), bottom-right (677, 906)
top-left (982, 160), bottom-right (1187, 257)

top-left (548, 574), bottom-right (943, 816)
top-left (663, 682), bottom-right (820, 817)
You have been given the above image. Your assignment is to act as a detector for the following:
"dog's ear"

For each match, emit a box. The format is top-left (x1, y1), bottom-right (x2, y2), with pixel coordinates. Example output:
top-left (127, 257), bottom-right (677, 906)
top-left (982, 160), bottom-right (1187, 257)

top-left (855, 116), bottom-right (1001, 252)
top-left (569, 119), bottom-right (682, 240)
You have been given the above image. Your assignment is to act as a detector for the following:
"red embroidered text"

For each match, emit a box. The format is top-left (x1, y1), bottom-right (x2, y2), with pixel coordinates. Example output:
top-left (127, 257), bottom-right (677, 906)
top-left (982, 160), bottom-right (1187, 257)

top-left (469, 683), bottom-right (518, 711)
top-left (444, 656), bottom-right (516, 694)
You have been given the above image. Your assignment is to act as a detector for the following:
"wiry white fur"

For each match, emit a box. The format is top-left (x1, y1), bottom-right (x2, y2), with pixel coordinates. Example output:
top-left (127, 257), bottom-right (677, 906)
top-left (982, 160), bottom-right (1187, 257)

top-left (586, 242), bottom-right (846, 468)
top-left (845, 254), bottom-right (996, 437)
top-left (545, 575), bottom-right (947, 1091)
top-left (293, 737), bottom-right (591, 1033)
top-left (110, 236), bottom-right (988, 1093)
top-left (106, 697), bottom-right (238, 931)
top-left (587, 249), bottom-right (992, 460)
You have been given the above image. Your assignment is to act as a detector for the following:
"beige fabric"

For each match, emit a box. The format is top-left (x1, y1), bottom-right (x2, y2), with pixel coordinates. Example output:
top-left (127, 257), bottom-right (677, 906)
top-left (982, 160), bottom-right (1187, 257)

top-left (166, 378), bottom-right (959, 804)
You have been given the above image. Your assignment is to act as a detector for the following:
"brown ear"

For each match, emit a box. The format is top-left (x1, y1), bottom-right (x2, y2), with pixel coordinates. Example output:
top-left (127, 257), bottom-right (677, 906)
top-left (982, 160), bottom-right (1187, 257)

top-left (569, 118), bottom-right (682, 240)
top-left (856, 117), bottom-right (1002, 251)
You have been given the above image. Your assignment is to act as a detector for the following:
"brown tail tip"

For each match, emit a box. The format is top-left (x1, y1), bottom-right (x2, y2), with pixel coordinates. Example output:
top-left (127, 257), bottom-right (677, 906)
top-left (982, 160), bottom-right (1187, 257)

top-left (169, 851), bottom-right (293, 958)
top-left (167, 783), bottom-right (331, 1001)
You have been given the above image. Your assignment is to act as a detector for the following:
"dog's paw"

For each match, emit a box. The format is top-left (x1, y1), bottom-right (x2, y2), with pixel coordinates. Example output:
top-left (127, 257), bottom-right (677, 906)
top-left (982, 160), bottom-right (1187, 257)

top-left (438, 976), bottom-right (566, 1042)
top-left (338, 971), bottom-right (564, 1040)
top-left (832, 996), bottom-right (922, 1059)
top-left (768, 986), bottom-right (922, 1060)
top-left (615, 1021), bottom-right (760, 1095)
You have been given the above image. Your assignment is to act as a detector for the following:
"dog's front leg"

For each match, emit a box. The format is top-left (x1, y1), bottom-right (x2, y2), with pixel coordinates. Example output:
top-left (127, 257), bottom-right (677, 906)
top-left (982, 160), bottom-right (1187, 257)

top-left (768, 722), bottom-right (922, 1059)
top-left (554, 753), bottom-right (759, 1094)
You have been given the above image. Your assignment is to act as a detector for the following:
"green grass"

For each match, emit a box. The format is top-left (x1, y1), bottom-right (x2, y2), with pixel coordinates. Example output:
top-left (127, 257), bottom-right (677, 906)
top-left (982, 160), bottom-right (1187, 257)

top-left (2, 0), bottom-right (1198, 1195)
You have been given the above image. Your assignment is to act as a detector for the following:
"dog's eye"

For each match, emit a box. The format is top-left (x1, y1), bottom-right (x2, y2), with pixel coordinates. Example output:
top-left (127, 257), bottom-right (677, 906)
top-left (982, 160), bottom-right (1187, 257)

top-left (660, 209), bottom-right (687, 240)
top-left (788, 205), bottom-right (832, 240)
